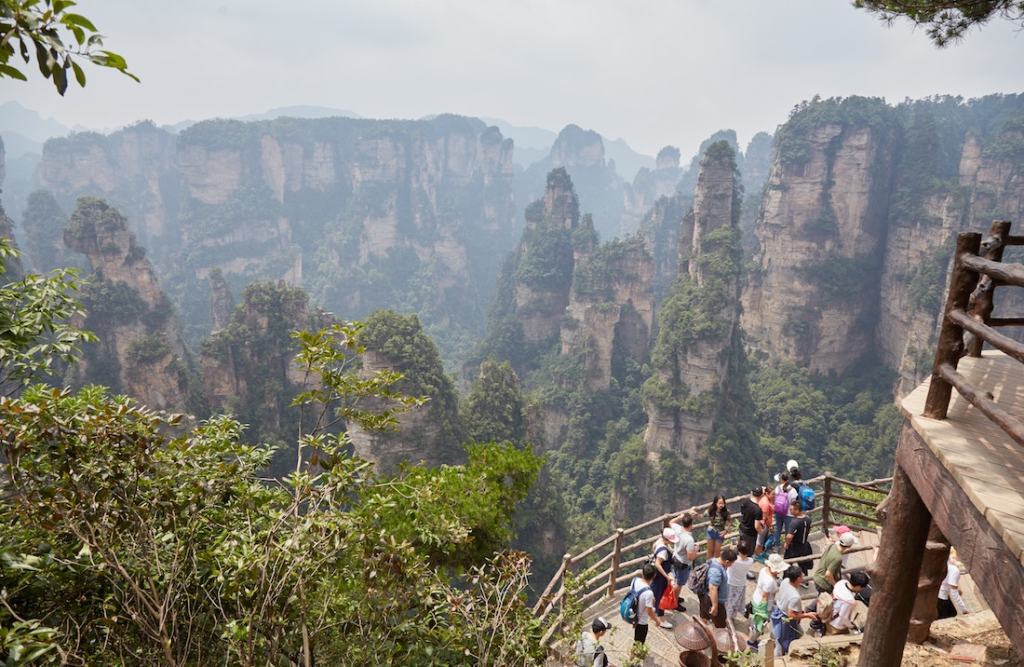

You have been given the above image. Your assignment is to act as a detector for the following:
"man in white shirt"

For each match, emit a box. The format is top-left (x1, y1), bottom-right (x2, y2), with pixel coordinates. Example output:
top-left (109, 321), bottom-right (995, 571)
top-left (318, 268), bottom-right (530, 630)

top-left (937, 555), bottom-right (969, 619)
top-left (630, 564), bottom-right (664, 644)
top-left (823, 571), bottom-right (869, 634)
top-left (670, 512), bottom-right (698, 611)
top-left (771, 564), bottom-right (816, 656)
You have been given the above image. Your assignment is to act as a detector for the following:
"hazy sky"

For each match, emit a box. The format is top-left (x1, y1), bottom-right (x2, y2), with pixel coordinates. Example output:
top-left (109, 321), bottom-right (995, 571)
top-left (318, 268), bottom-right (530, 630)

top-left (2, 0), bottom-right (1022, 157)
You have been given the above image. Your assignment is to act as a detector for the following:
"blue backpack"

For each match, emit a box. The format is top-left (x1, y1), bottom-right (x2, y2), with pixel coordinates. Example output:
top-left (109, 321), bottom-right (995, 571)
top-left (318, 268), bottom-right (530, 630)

top-left (799, 484), bottom-right (816, 511)
top-left (619, 583), bottom-right (650, 624)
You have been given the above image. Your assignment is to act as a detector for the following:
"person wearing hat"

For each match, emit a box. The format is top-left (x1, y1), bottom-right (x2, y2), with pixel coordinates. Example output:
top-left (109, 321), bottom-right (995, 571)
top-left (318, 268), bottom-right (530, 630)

top-left (812, 532), bottom-right (859, 594)
top-left (748, 553), bottom-right (788, 648)
top-left (650, 527), bottom-right (678, 628)
top-left (574, 616), bottom-right (610, 666)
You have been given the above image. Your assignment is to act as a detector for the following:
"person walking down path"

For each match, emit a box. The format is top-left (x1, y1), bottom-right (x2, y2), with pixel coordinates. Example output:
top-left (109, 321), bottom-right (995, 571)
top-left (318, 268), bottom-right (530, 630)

top-left (749, 553), bottom-right (789, 649)
top-left (726, 543), bottom-right (754, 620)
top-left (784, 502), bottom-right (813, 577)
top-left (756, 485), bottom-right (774, 556)
top-left (698, 546), bottom-right (736, 629)
top-left (706, 495), bottom-right (731, 560)
top-left (737, 488), bottom-right (764, 558)
top-left (772, 473), bottom-right (792, 554)
top-left (629, 565), bottom-right (661, 645)
top-left (812, 532), bottom-right (858, 594)
top-left (771, 564), bottom-right (817, 656)
top-left (650, 528), bottom-right (677, 627)
top-left (937, 553), bottom-right (970, 619)
top-left (669, 512), bottom-right (698, 611)
top-left (575, 617), bottom-right (610, 667)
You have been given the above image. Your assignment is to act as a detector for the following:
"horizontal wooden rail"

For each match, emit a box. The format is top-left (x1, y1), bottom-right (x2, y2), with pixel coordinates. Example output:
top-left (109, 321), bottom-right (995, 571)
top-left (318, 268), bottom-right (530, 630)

top-left (937, 362), bottom-right (1024, 447)
top-left (828, 475), bottom-right (892, 492)
top-left (961, 253), bottom-right (1024, 288)
top-left (948, 308), bottom-right (1024, 365)
top-left (828, 492), bottom-right (883, 508)
top-left (988, 317), bottom-right (1024, 327)
top-left (532, 557), bottom-right (568, 613)
top-left (830, 507), bottom-right (881, 525)
top-left (571, 533), bottom-right (619, 563)
top-left (1005, 234), bottom-right (1024, 246)
top-left (583, 566), bottom-right (613, 591)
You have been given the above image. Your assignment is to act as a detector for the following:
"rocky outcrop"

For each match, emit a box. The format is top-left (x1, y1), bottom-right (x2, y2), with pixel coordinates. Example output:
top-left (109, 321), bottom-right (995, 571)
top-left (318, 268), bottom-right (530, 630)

top-left (38, 115), bottom-right (517, 361)
top-left (627, 145), bottom-right (686, 233)
top-left (198, 281), bottom-right (329, 472)
top-left (560, 235), bottom-right (654, 391)
top-left (64, 197), bottom-right (194, 410)
top-left (742, 98), bottom-right (897, 373)
top-left (639, 193), bottom-right (691, 301)
top-left (208, 268), bottom-right (234, 332)
top-left (643, 141), bottom-right (744, 459)
top-left (517, 125), bottom-right (627, 240)
top-left (0, 137), bottom-right (23, 280)
top-left (347, 310), bottom-right (463, 473)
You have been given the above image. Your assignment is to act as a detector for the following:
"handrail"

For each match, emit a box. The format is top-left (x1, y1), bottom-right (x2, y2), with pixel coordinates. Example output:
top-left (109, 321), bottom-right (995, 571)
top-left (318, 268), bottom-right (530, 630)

top-left (533, 473), bottom-right (883, 648)
top-left (948, 308), bottom-right (1024, 365)
top-left (936, 363), bottom-right (1024, 447)
top-left (961, 253), bottom-right (1024, 287)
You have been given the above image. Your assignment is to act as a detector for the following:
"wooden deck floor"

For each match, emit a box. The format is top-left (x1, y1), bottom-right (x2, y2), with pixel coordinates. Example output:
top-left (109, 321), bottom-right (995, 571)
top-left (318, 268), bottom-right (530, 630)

top-left (900, 351), bottom-right (1024, 566)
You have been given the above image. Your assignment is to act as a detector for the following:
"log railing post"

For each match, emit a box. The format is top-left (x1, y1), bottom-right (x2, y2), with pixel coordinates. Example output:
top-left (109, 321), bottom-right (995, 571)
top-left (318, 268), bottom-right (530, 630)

top-left (822, 473), bottom-right (833, 535)
top-left (924, 232), bottom-right (982, 419)
top-left (607, 528), bottom-right (623, 597)
top-left (858, 464), bottom-right (933, 667)
top-left (966, 220), bottom-right (1012, 357)
top-left (558, 553), bottom-right (571, 615)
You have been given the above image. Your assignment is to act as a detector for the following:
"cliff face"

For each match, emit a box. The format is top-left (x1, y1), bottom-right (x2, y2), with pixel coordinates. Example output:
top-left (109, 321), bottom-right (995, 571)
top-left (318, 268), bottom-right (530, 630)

top-left (560, 235), bottom-right (654, 391)
top-left (627, 146), bottom-right (685, 230)
top-left (64, 197), bottom-right (194, 410)
top-left (38, 115), bottom-right (516, 361)
top-left (0, 137), bottom-right (23, 280)
top-left (643, 142), bottom-right (744, 459)
top-left (742, 99), bottom-right (897, 373)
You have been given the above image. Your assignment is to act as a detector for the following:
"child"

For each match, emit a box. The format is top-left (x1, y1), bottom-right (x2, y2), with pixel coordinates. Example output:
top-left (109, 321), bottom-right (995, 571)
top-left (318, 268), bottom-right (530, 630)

top-left (726, 542), bottom-right (754, 619)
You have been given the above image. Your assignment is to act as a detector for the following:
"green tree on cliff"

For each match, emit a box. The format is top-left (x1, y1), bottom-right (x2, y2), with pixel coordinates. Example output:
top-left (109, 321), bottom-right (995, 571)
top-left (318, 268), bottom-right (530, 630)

top-left (462, 359), bottom-right (527, 444)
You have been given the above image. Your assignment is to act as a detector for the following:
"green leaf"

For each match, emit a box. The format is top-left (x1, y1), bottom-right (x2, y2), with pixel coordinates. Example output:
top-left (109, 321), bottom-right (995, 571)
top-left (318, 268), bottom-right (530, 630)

top-left (70, 58), bottom-right (84, 86)
top-left (61, 13), bottom-right (97, 32)
top-left (0, 63), bottom-right (28, 80)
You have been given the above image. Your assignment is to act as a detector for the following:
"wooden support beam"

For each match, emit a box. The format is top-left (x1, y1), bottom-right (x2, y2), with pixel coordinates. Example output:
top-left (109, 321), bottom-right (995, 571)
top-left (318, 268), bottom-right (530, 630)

top-left (936, 362), bottom-right (1024, 447)
top-left (961, 253), bottom-right (1024, 288)
top-left (966, 221), bottom-right (1011, 357)
top-left (822, 473), bottom-right (833, 534)
top-left (895, 425), bottom-right (1024, 650)
top-left (858, 463), bottom-right (933, 667)
top-left (607, 529), bottom-right (623, 598)
top-left (988, 317), bottom-right (1024, 327)
top-left (925, 233), bottom-right (982, 418)
top-left (908, 523), bottom-right (951, 643)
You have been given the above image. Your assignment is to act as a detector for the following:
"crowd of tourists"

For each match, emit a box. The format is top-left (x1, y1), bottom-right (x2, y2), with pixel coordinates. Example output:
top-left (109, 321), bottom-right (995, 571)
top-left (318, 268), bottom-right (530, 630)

top-left (576, 460), bottom-right (972, 665)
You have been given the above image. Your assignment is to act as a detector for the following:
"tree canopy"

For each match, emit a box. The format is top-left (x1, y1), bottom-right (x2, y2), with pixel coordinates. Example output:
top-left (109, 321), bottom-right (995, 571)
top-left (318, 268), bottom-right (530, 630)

top-left (855, 0), bottom-right (1024, 46)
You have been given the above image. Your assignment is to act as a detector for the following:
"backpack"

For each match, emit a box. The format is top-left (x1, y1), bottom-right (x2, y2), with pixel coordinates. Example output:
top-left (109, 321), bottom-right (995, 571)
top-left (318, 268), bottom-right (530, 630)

top-left (575, 637), bottom-right (608, 667)
top-left (619, 583), bottom-right (651, 624)
top-left (773, 488), bottom-right (790, 514)
top-left (799, 484), bottom-right (816, 511)
top-left (649, 544), bottom-right (673, 570)
top-left (687, 561), bottom-right (712, 596)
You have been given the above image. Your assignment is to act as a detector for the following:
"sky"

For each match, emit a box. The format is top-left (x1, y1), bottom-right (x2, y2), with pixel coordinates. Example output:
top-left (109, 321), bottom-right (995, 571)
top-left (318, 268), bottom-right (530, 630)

top-left (2, 0), bottom-right (1022, 158)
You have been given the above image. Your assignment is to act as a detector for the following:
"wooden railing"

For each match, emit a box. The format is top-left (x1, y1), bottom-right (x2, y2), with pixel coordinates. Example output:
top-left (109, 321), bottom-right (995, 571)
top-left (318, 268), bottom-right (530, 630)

top-left (533, 474), bottom-right (892, 647)
top-left (924, 221), bottom-right (1024, 446)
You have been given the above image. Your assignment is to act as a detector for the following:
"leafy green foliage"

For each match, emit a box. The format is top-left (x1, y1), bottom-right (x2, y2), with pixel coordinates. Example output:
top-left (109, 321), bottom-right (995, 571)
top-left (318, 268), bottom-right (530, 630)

top-left (0, 0), bottom-right (138, 93)
top-left (0, 238), bottom-right (95, 395)
top-left (0, 306), bottom-right (545, 665)
top-left (775, 96), bottom-right (895, 169)
top-left (462, 359), bottom-right (526, 444)
top-left (855, 0), bottom-right (1024, 46)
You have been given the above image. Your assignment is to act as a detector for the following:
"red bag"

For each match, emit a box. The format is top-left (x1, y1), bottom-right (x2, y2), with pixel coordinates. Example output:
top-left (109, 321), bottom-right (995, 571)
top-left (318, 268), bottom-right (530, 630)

top-left (659, 584), bottom-right (678, 611)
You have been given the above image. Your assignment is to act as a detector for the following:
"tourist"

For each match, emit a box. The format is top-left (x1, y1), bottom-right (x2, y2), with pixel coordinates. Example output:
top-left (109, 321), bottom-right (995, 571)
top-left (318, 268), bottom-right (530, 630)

top-left (937, 553), bottom-right (969, 619)
top-left (822, 571), bottom-right (870, 635)
top-left (784, 502), bottom-right (813, 577)
top-left (650, 527), bottom-right (676, 627)
top-left (749, 553), bottom-right (789, 648)
top-left (737, 488), bottom-right (764, 557)
top-left (699, 545), bottom-right (736, 629)
top-left (575, 616), bottom-right (611, 666)
top-left (726, 542), bottom-right (754, 620)
top-left (630, 564), bottom-right (661, 644)
top-left (772, 472), bottom-right (791, 554)
top-left (705, 495), bottom-right (731, 560)
top-left (771, 564), bottom-right (817, 656)
top-left (756, 485), bottom-right (774, 556)
top-left (670, 512), bottom-right (698, 610)
top-left (812, 532), bottom-right (858, 594)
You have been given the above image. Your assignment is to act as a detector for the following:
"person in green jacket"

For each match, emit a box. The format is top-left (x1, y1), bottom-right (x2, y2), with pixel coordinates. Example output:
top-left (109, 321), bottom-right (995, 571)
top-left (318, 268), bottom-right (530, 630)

top-left (812, 532), bottom-right (858, 593)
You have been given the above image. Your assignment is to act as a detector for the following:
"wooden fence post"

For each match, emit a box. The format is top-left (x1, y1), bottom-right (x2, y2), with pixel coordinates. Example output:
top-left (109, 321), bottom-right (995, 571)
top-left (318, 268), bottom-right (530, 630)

top-left (924, 232), bottom-right (982, 419)
top-left (607, 529), bottom-right (623, 597)
top-left (966, 220), bottom-right (1012, 357)
top-left (822, 473), bottom-right (833, 535)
